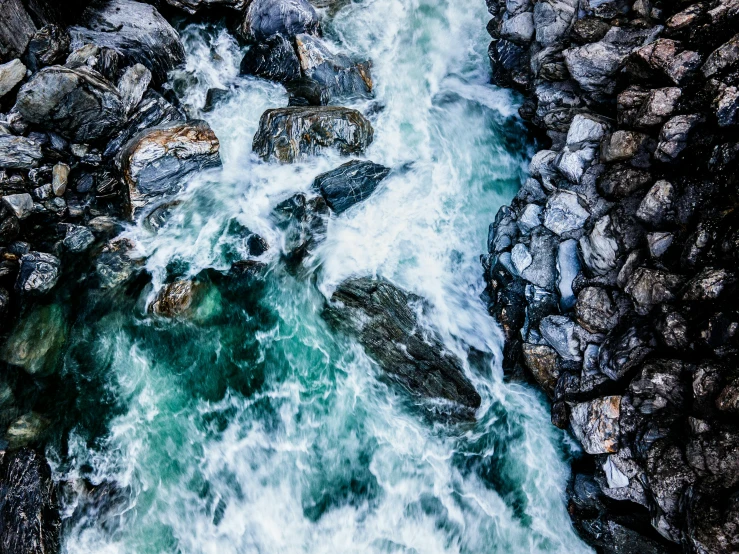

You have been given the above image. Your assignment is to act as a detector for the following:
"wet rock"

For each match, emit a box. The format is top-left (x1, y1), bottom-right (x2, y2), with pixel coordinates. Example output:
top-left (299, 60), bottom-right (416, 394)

top-left (51, 162), bottom-right (69, 197)
top-left (570, 396), bottom-right (621, 454)
top-left (542, 190), bottom-right (590, 236)
top-left (533, 0), bottom-right (578, 47)
top-left (655, 114), bottom-right (704, 163)
top-left (5, 412), bottom-right (49, 449)
top-left (62, 224), bottom-right (95, 252)
top-left (656, 308), bottom-right (690, 350)
top-left (516, 177), bottom-right (546, 205)
top-left (598, 447), bottom-right (648, 506)
top-left (284, 77), bottom-right (329, 106)
top-left (533, 81), bottom-right (584, 131)
top-left (500, 12), bottom-right (535, 44)
top-left (118, 120), bottom-right (221, 219)
top-left (570, 17), bottom-right (610, 44)
top-left (1, 193), bottom-right (32, 221)
top-left (163, 0), bottom-right (246, 14)
top-left (95, 238), bottom-right (142, 288)
top-left (624, 267), bottom-right (682, 315)
top-left (629, 39), bottom-right (702, 85)
top-left (521, 343), bottom-right (560, 396)
top-left (272, 193), bottom-right (328, 265)
top-left (15, 251), bottom-right (60, 295)
top-left (517, 203), bottom-right (542, 234)
top-left (557, 238), bottom-right (579, 309)
top-left (238, 0), bottom-right (320, 42)
top-left (682, 268), bottom-right (736, 302)
top-left (0, 448), bottom-right (60, 554)
top-left (511, 242), bottom-right (532, 274)
top-left (598, 324), bottom-right (656, 381)
top-left (70, 0), bottom-right (186, 84)
top-left (0, 0), bottom-right (37, 62)
top-left (252, 106), bottom-right (374, 163)
top-left (0, 59), bottom-right (26, 100)
top-left (0, 135), bottom-right (44, 169)
top-left (324, 276), bottom-right (481, 416)
top-left (489, 39), bottom-right (531, 90)
top-left (540, 315), bottom-right (583, 361)
top-left (702, 33), bottom-right (739, 79)
top-left (2, 303), bottom-right (66, 376)
top-left (646, 232), bottom-right (672, 259)
top-left (25, 24), bottom-right (70, 72)
top-left (118, 63), bottom-right (152, 117)
top-left (598, 164), bottom-right (652, 198)
top-left (313, 159), bottom-right (389, 215)
top-left (666, 4), bottom-right (704, 31)
top-left (15, 65), bottom-right (125, 143)
top-left (636, 180), bottom-right (675, 228)
top-left (576, 287), bottom-right (620, 334)
top-left (150, 279), bottom-right (202, 317)
top-left (563, 39), bottom-right (625, 100)
top-left (240, 35), bottom-right (301, 84)
top-left (579, 214), bottom-right (619, 277)
top-left (520, 227), bottom-right (558, 289)
top-left (600, 130), bottom-right (652, 165)
top-left (715, 85), bottom-right (739, 127)
top-left (629, 359), bottom-right (687, 420)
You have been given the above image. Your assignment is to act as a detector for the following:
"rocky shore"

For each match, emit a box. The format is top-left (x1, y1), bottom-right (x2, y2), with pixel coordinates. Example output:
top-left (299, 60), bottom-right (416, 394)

top-left (483, 0), bottom-right (739, 551)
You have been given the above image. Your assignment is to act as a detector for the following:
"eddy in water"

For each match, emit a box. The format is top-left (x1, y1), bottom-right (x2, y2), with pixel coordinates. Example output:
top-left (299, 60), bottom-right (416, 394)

top-left (41, 0), bottom-right (594, 552)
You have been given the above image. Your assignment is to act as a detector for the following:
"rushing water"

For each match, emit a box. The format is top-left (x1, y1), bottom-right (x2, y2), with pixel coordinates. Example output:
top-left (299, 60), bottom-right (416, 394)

top-left (48, 0), bottom-right (593, 552)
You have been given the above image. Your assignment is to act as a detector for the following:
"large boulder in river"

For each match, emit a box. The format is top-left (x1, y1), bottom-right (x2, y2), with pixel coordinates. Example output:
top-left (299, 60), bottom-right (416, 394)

top-left (70, 0), bottom-right (186, 84)
top-left (324, 277), bottom-right (482, 417)
top-left (240, 35), bottom-right (302, 83)
top-left (238, 0), bottom-right (320, 43)
top-left (253, 106), bottom-right (373, 163)
top-left (0, 448), bottom-right (60, 554)
top-left (15, 65), bottom-right (125, 143)
top-left (118, 120), bottom-right (221, 219)
top-left (313, 159), bottom-right (389, 214)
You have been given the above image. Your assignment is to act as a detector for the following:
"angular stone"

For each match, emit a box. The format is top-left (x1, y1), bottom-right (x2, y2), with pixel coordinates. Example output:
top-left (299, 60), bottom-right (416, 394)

top-left (600, 130), bottom-right (650, 163)
top-left (636, 180), bottom-right (675, 227)
top-left (625, 267), bottom-right (682, 315)
top-left (557, 238), bottom-right (579, 310)
top-left (564, 40), bottom-right (624, 98)
top-left (0, 135), bottom-right (44, 169)
top-left (631, 39), bottom-right (701, 85)
top-left (576, 287), bottom-right (620, 333)
top-left (534, 0), bottom-right (578, 47)
top-left (51, 162), bottom-right (69, 197)
top-left (666, 4), bottom-right (704, 30)
top-left (655, 114), bottom-right (704, 162)
top-left (62, 224), bottom-right (95, 252)
top-left (517, 203), bottom-right (542, 233)
top-left (240, 35), bottom-right (301, 83)
top-left (500, 12), bottom-right (535, 44)
top-left (579, 214), bottom-right (619, 276)
top-left (599, 447), bottom-right (648, 506)
top-left (598, 164), bottom-right (652, 198)
top-left (0, 0), bottom-right (36, 62)
top-left (716, 86), bottom-right (739, 127)
top-left (520, 227), bottom-right (558, 289)
top-left (238, 0), bottom-right (320, 42)
top-left (1, 193), bottom-right (33, 219)
top-left (598, 324), bottom-right (655, 380)
top-left (511, 242), bottom-right (532, 274)
top-left (540, 315), bottom-right (583, 361)
top-left (272, 193), bottom-right (328, 266)
top-left (95, 238), bottom-right (143, 289)
top-left (15, 252), bottom-right (60, 295)
top-left (0, 59), bottom-right (26, 99)
top-left (118, 63), bottom-right (152, 117)
top-left (313, 159), bottom-right (389, 215)
top-left (702, 33), bottom-right (739, 79)
top-left (521, 343), bottom-right (560, 395)
top-left (636, 87), bottom-right (682, 129)
top-left (570, 396), bottom-right (621, 454)
top-left (25, 24), bottom-right (71, 72)
top-left (543, 190), bottom-right (590, 236)
top-left (682, 268), bottom-right (736, 302)
top-left (647, 232), bottom-right (673, 258)
top-left (570, 17), bottom-right (610, 44)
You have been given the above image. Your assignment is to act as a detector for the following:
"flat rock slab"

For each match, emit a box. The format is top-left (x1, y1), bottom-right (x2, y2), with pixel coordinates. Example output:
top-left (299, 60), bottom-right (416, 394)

top-left (313, 160), bottom-right (389, 214)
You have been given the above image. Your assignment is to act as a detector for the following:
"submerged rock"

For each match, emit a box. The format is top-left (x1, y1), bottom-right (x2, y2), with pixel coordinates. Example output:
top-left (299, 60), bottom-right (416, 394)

top-left (324, 277), bottom-right (481, 416)
top-left (272, 192), bottom-right (328, 266)
top-left (252, 106), bottom-right (374, 163)
top-left (2, 304), bottom-right (66, 376)
top-left (313, 160), bottom-right (390, 214)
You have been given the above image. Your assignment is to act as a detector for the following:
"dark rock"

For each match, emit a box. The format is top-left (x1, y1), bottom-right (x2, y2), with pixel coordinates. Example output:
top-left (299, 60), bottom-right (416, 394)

top-left (636, 180), bottom-right (675, 228)
top-left (686, 491), bottom-right (739, 554)
top-left (149, 279), bottom-right (202, 317)
top-left (533, 0), bottom-right (578, 47)
top-left (324, 277), bottom-right (481, 416)
top-left (240, 35), bottom-right (302, 83)
top-left (570, 396), bottom-right (621, 454)
top-left (284, 77), bottom-right (329, 106)
top-left (0, 0), bottom-right (37, 63)
top-left (489, 39), bottom-right (531, 90)
top-left (598, 323), bottom-right (656, 381)
top-left (62, 224), bottom-right (95, 252)
top-left (238, 0), bottom-right (320, 43)
top-left (520, 226), bottom-right (558, 289)
top-left (598, 163), bottom-right (652, 199)
top-left (313, 160), bottom-right (389, 215)
top-left (655, 114), bottom-right (705, 163)
top-left (95, 238), bottom-right (143, 288)
top-left (576, 287), bottom-right (621, 334)
top-left (203, 87), bottom-right (229, 112)
top-left (579, 214), bottom-right (619, 277)
top-left (570, 17), bottom-right (610, 44)
top-left (539, 315), bottom-right (585, 361)
top-left (521, 343), bottom-right (560, 395)
top-left (702, 33), bottom-right (739, 79)
top-left (272, 193), bottom-right (328, 265)
top-left (624, 267), bottom-right (683, 315)
top-left (0, 135), bottom-right (44, 169)
top-left (24, 24), bottom-right (70, 72)
top-left (682, 268), bottom-right (736, 303)
top-left (252, 106), bottom-right (374, 163)
top-left (118, 63), bottom-right (151, 117)
top-left (15, 251), bottom-right (60, 295)
top-left (2, 304), bottom-right (66, 376)
top-left (628, 38), bottom-right (702, 85)
top-left (500, 12), bottom-right (534, 45)
top-left (163, 0), bottom-right (246, 14)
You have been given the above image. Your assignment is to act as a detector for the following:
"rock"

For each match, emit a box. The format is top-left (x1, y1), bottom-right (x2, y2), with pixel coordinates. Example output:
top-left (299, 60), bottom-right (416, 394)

top-left (0, 449), bottom-right (60, 554)
top-left (324, 277), bottom-right (481, 416)
top-left (252, 106), bottom-right (374, 163)
top-left (520, 227), bottom-right (558, 289)
top-left (630, 39), bottom-right (702, 85)
top-left (570, 17), bottom-right (610, 44)
top-left (51, 162), bottom-right (69, 197)
top-left (15, 252), bottom-right (60, 295)
top-left (686, 492), bottom-right (739, 554)
top-left (522, 343), bottom-right (560, 396)
top-left (1, 193), bottom-right (33, 219)
top-left (150, 280), bottom-right (202, 317)
top-left (533, 81), bottom-right (584, 132)
top-left (647, 232), bottom-right (672, 258)
top-left (118, 120), bottom-right (221, 218)
top-left (0, 0), bottom-right (37, 62)
top-left (702, 33), bottom-right (739, 79)
top-left (600, 130), bottom-right (651, 164)
top-left (272, 193), bottom-right (328, 266)
top-left (500, 12), bottom-right (535, 44)
top-left (633, 88), bottom-right (682, 129)
top-left (656, 308), bottom-right (689, 350)
top-left (533, 0), bottom-right (578, 47)
top-left (511, 242), bottom-right (533, 274)
top-left (62, 224), bottom-right (95, 252)
top-left (295, 34), bottom-right (372, 100)
top-left (543, 190), bottom-right (590, 236)
top-left (70, 0), bottom-right (186, 84)
top-left (118, 63), bottom-right (152, 117)
top-left (655, 114), bottom-right (704, 162)
top-left (25, 24), bottom-right (71, 72)
top-left (163, 0), bottom-right (246, 14)
top-left (240, 35), bottom-right (301, 83)
top-left (0, 59), bottom-right (26, 99)
top-left (598, 324), bottom-right (655, 381)
top-left (564, 40), bottom-right (625, 99)
top-left (95, 238), bottom-right (142, 288)
top-left (666, 4), bottom-right (704, 30)
top-left (15, 66), bottom-right (125, 143)
top-left (576, 287), bottom-right (620, 334)
top-left (570, 396), bottom-right (621, 454)
top-left (489, 39), bottom-right (531, 90)
top-left (0, 135), bottom-right (44, 169)
top-left (599, 447), bottom-right (648, 506)
top-left (636, 180), bottom-right (675, 227)
top-left (716, 85), bottom-right (739, 127)
top-left (624, 267), bottom-right (682, 315)
top-left (629, 359), bottom-right (687, 418)
top-left (598, 164), bottom-right (652, 198)
top-left (238, 0), bottom-right (320, 43)
top-left (2, 304), bottom-right (66, 376)
top-left (284, 77), bottom-right (329, 106)
top-left (682, 268), bottom-right (736, 302)
top-left (313, 160), bottom-right (390, 214)
top-left (540, 315), bottom-right (583, 361)
top-left (557, 238), bottom-right (579, 310)
top-left (579, 214), bottom-right (619, 276)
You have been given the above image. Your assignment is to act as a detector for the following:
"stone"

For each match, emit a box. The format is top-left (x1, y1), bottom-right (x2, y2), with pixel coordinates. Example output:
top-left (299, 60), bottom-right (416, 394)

top-left (252, 106), bottom-right (374, 163)
top-left (598, 324), bottom-right (655, 381)
top-left (682, 268), bottom-right (736, 302)
top-left (70, 0), bottom-right (185, 84)
top-left (647, 232), bottom-right (672, 258)
top-left (630, 39), bottom-right (702, 85)
top-left (599, 447), bottom-right (648, 506)
top-left (489, 206), bottom-right (518, 253)
top-left (511, 242), bottom-right (532, 274)
top-left (500, 12), bottom-right (535, 44)
top-left (600, 130), bottom-right (650, 163)
top-left (520, 227), bottom-right (558, 289)
top-left (579, 214), bottom-right (619, 276)
top-left (0, 135), bottom-right (44, 169)
top-left (540, 315), bottom-right (583, 361)
top-left (51, 163), bottom-right (69, 197)
top-left (557, 238), bottom-right (579, 310)
top-left (570, 17), bottom-right (610, 44)
top-left (570, 396), bottom-right (621, 454)
top-left (666, 4), bottom-right (704, 30)
top-left (284, 77), bottom-right (329, 106)
top-left (543, 191), bottom-right (590, 236)
top-left (533, 0), bottom-right (578, 47)
top-left (15, 252), bottom-right (60, 295)
top-left (1, 193), bottom-right (33, 219)
top-left (625, 267), bottom-right (682, 315)
top-left (95, 238), bottom-right (143, 288)
top-left (118, 120), bottom-right (221, 219)
top-left (635, 88), bottom-right (682, 129)
top-left (313, 159), bottom-right (390, 214)
top-left (15, 66), bottom-right (125, 143)
top-left (564, 40), bottom-right (624, 99)
top-left (517, 203), bottom-right (542, 233)
top-left (576, 287), bottom-right (620, 333)
top-left (118, 63), bottom-right (152, 117)
top-left (0, 0), bottom-right (36, 62)
top-left (515, 177), bottom-right (547, 205)
top-left (489, 39), bottom-right (531, 90)
top-left (629, 359), bottom-right (686, 418)
top-left (25, 24), bottom-right (71, 72)
top-left (533, 81), bottom-right (584, 132)
top-left (162, 0), bottom-right (246, 14)
top-left (521, 343), bottom-right (560, 396)
top-left (598, 164), bottom-right (652, 198)
top-left (655, 114), bottom-right (704, 162)
top-left (240, 35), bottom-right (301, 83)
top-left (324, 277), bottom-right (482, 416)
top-left (656, 309), bottom-right (689, 350)
top-left (716, 86), bottom-right (739, 127)
top-left (702, 33), bottom-right (739, 79)
top-left (272, 193), bottom-right (328, 266)
top-left (716, 379), bottom-right (739, 413)
top-left (0, 59), bottom-right (26, 99)
top-left (636, 180), bottom-right (675, 227)
top-left (150, 280), bottom-right (202, 317)
top-left (62, 224), bottom-right (95, 252)
top-left (2, 304), bottom-right (66, 376)
top-left (0, 449), bottom-right (60, 554)
top-left (238, 0), bottom-right (320, 43)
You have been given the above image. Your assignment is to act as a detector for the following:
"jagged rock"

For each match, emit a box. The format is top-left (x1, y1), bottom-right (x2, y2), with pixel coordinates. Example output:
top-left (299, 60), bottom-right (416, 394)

top-left (500, 12), bottom-right (535, 44)
top-left (0, 59), bottom-right (26, 99)
top-left (313, 160), bottom-right (389, 214)
top-left (555, 114), bottom-right (606, 183)
top-left (598, 324), bottom-right (655, 381)
top-left (118, 120), bottom-right (221, 218)
top-left (540, 315), bottom-right (583, 361)
top-left (62, 224), bottom-right (95, 252)
top-left (15, 66), bottom-right (125, 143)
top-left (25, 24), bottom-right (70, 72)
top-left (515, 177), bottom-right (547, 205)
top-left (629, 359), bottom-right (687, 421)
top-left (557, 238), bottom-right (579, 309)
top-left (238, 0), bottom-right (320, 42)
top-left (511, 242), bottom-right (532, 274)
top-left (51, 163), bottom-right (69, 197)
top-left (682, 268), bottom-right (736, 302)
top-left (625, 267), bottom-right (682, 315)
top-left (702, 33), bottom-right (739, 79)
top-left (163, 0), bottom-right (246, 14)
top-left (533, 0), bottom-right (578, 47)
top-left (522, 343), bottom-right (560, 395)
top-left (570, 396), bottom-right (621, 454)
top-left (600, 130), bottom-right (652, 164)
top-left (15, 251), bottom-right (60, 295)
top-left (95, 238), bottom-right (142, 288)
top-left (533, 81), bottom-right (584, 131)
top-left (598, 447), bottom-right (648, 506)
top-left (579, 214), bottom-right (619, 276)
top-left (655, 114), bottom-right (704, 162)
top-left (0, 449), bottom-right (60, 554)
top-left (284, 77), bottom-right (329, 106)
top-left (666, 4), bottom-right (704, 30)
top-left (3, 304), bottom-right (65, 375)
top-left (252, 106), bottom-right (373, 163)
top-left (564, 39), bottom-right (624, 99)
top-left (646, 232), bottom-right (672, 259)
top-left (656, 308), bottom-right (690, 350)
top-left (324, 277), bottom-right (482, 416)
top-left (70, 0), bottom-right (186, 84)
top-left (2, 193), bottom-right (33, 219)
top-left (0, 0), bottom-right (37, 62)
top-left (0, 135), bottom-right (44, 169)
top-left (150, 280), bottom-right (202, 317)
top-left (489, 39), bottom-right (531, 90)
top-left (636, 180), bottom-right (675, 227)
top-left (543, 190), bottom-right (590, 236)
top-left (272, 193), bottom-right (328, 265)
top-left (570, 17), bottom-right (610, 44)
top-left (629, 39), bottom-right (702, 85)
top-left (118, 63), bottom-right (152, 117)
top-left (240, 35), bottom-right (301, 83)
top-left (520, 226), bottom-right (558, 289)
top-left (716, 85), bottom-right (739, 127)
top-left (598, 163), bottom-right (652, 198)
top-left (686, 491), bottom-right (739, 554)
top-left (576, 287), bottom-right (620, 334)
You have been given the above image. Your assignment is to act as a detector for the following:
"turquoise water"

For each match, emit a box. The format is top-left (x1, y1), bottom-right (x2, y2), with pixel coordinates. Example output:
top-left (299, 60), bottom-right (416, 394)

top-left (47, 0), bottom-right (592, 552)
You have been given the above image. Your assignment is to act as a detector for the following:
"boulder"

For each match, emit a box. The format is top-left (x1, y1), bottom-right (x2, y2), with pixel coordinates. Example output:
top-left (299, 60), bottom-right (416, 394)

top-left (557, 238), bottom-right (579, 309)
top-left (702, 33), bottom-right (739, 79)
top-left (576, 287), bottom-right (620, 334)
top-left (570, 17), bottom-right (611, 44)
top-left (3, 304), bottom-right (66, 376)
top-left (682, 268), bottom-right (736, 302)
top-left (564, 40), bottom-right (625, 99)
top-left (252, 106), bottom-right (374, 163)
top-left (284, 77), bottom-right (329, 106)
top-left (533, 0), bottom-right (578, 47)
top-left (489, 39), bottom-right (531, 90)
top-left (543, 190), bottom-right (590, 236)
top-left (240, 35), bottom-right (302, 83)
top-left (511, 242), bottom-right (532, 274)
top-left (2, 193), bottom-right (33, 220)
top-left (629, 39), bottom-right (702, 85)
top-left (540, 315), bottom-right (584, 361)
top-left (598, 163), bottom-right (652, 198)
top-left (313, 159), bottom-right (390, 214)
top-left (0, 135), bottom-right (44, 169)
top-left (24, 24), bottom-right (71, 72)
top-left (500, 12), bottom-right (535, 44)
top-left (636, 180), bottom-right (675, 227)
top-left (238, 0), bottom-right (320, 43)
top-left (95, 238), bottom-right (143, 288)
top-left (579, 214), bottom-right (619, 276)
top-left (62, 224), bottom-right (95, 252)
top-left (149, 280), bottom-right (202, 317)
top-left (0, 59), bottom-right (26, 99)
top-left (324, 277), bottom-right (481, 416)
top-left (624, 267), bottom-right (682, 315)
top-left (655, 114), bottom-right (704, 162)
top-left (716, 85), bottom-right (739, 127)
top-left (520, 227), bottom-right (558, 289)
top-left (118, 63), bottom-right (152, 117)
top-left (272, 192), bottom-right (328, 265)
top-left (598, 324), bottom-right (655, 381)
top-left (15, 252), bottom-right (60, 295)
top-left (0, 0), bottom-right (37, 62)
top-left (70, 0), bottom-right (186, 84)
top-left (517, 203), bottom-right (542, 233)
top-left (600, 130), bottom-right (652, 164)
top-left (598, 447), bottom-right (648, 506)
top-left (570, 396), bottom-right (621, 454)
top-left (118, 120), bottom-right (221, 218)
top-left (15, 65), bottom-right (125, 143)
top-left (163, 0), bottom-right (246, 14)
top-left (522, 343), bottom-right (560, 395)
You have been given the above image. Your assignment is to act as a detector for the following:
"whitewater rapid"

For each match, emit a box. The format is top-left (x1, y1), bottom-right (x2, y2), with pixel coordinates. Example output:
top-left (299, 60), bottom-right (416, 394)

top-left (53, 0), bottom-right (593, 552)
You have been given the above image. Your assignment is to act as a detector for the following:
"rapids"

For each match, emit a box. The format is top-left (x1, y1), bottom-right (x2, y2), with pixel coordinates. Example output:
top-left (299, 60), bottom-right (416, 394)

top-left (51, 0), bottom-right (594, 552)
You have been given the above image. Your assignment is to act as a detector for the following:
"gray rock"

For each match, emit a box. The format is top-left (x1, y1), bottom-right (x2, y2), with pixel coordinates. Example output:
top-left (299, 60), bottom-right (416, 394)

top-left (521, 343), bottom-right (560, 395)
top-left (625, 267), bottom-right (682, 315)
top-left (162, 0), bottom-right (246, 14)
top-left (0, 135), bottom-right (44, 169)
top-left (0, 59), bottom-right (26, 99)
top-left (528, 149), bottom-right (559, 187)
top-left (324, 277), bottom-right (482, 416)
top-left (70, 0), bottom-right (185, 84)
top-left (598, 324), bottom-right (655, 380)
top-left (716, 86), bottom-right (739, 127)
top-left (600, 130), bottom-right (651, 164)
top-left (682, 268), bottom-right (736, 302)
top-left (564, 40), bottom-right (624, 99)
top-left (599, 447), bottom-right (648, 506)
top-left (25, 24), bottom-right (71, 72)
top-left (636, 180), bottom-right (674, 227)
top-left (252, 106), bottom-right (374, 163)
top-left (533, 81), bottom-right (584, 131)
top-left (557, 238), bottom-right (580, 310)
top-left (656, 309), bottom-right (689, 350)
top-left (576, 287), bottom-right (620, 334)
top-left (0, 0), bottom-right (36, 62)
top-left (647, 231), bottom-right (673, 258)
top-left (506, 0), bottom-right (532, 16)
top-left (540, 315), bottom-right (583, 361)
top-left (655, 114), bottom-right (704, 162)
top-left (62, 224), bottom-right (95, 252)
top-left (118, 120), bottom-right (221, 219)
top-left (272, 193), bottom-right (328, 266)
top-left (313, 159), bottom-right (390, 215)
top-left (118, 63), bottom-right (152, 117)
top-left (566, 113), bottom-right (607, 147)
top-left (570, 396), bottom-right (621, 454)
top-left (238, 0), bottom-right (320, 42)
top-left (635, 87), bottom-right (682, 129)
top-left (517, 203), bottom-right (542, 233)
top-left (15, 66), bottom-right (125, 143)
top-left (240, 35), bottom-right (302, 83)
top-left (501, 12), bottom-right (535, 44)
top-left (95, 238), bottom-right (143, 288)
top-left (702, 33), bottom-right (739, 79)
top-left (533, 0), bottom-right (578, 47)
top-left (630, 39), bottom-right (702, 85)
top-left (582, 0), bottom-right (629, 18)
top-left (1, 193), bottom-right (33, 219)
top-left (516, 177), bottom-right (547, 204)
top-left (520, 227), bottom-right (558, 289)
top-left (511, 242), bottom-right (533, 274)
top-left (15, 252), bottom-right (60, 295)
top-left (543, 190), bottom-right (590, 236)
top-left (579, 214), bottom-right (619, 276)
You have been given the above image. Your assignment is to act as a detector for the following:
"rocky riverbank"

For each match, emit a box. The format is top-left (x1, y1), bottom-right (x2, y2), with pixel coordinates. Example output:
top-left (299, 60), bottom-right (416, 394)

top-left (482, 0), bottom-right (739, 551)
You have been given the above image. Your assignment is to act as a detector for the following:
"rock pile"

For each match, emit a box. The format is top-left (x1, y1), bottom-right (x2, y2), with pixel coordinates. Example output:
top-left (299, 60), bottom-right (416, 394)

top-left (483, 0), bottom-right (739, 551)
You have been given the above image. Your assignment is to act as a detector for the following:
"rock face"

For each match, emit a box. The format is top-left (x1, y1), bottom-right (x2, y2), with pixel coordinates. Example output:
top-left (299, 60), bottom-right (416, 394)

top-left (313, 160), bottom-right (390, 214)
top-left (252, 106), bottom-right (374, 163)
top-left (324, 277), bottom-right (481, 417)
top-left (482, 0), bottom-right (739, 550)
top-left (118, 120), bottom-right (221, 218)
